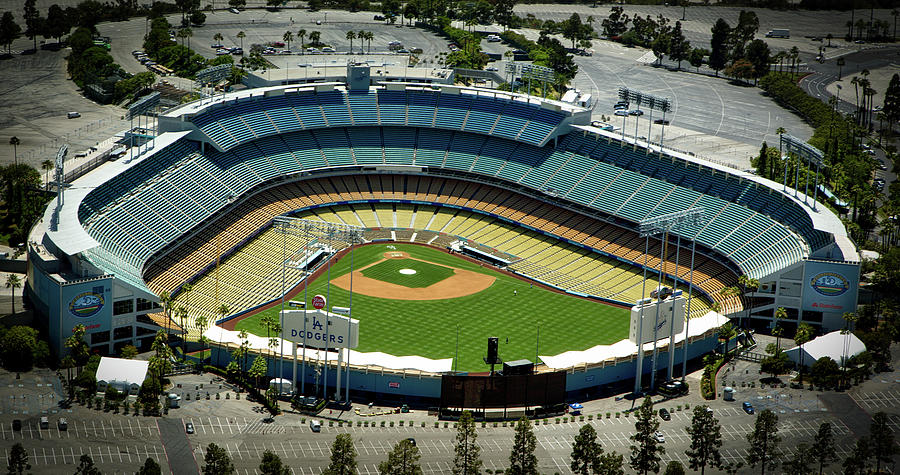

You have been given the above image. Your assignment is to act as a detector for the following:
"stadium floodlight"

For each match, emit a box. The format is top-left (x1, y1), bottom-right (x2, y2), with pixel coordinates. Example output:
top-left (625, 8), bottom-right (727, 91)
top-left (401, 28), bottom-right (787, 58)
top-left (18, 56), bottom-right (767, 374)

top-left (506, 63), bottom-right (555, 97)
top-left (127, 92), bottom-right (161, 161)
top-left (196, 64), bottom-right (232, 85)
top-left (634, 207), bottom-right (706, 395)
top-left (273, 216), bottom-right (364, 403)
top-left (50, 144), bottom-right (68, 232)
top-left (780, 134), bottom-right (825, 209)
top-left (618, 87), bottom-right (672, 153)
top-left (639, 207), bottom-right (706, 237)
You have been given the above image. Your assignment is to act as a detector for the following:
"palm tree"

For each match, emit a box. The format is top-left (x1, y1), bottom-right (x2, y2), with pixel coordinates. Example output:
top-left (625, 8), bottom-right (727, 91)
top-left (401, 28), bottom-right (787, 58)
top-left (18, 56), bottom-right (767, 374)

top-left (309, 31), bottom-right (321, 46)
top-left (213, 32), bottom-right (223, 45)
top-left (357, 30), bottom-right (366, 53)
top-left (41, 159), bottom-right (53, 189)
top-left (159, 291), bottom-right (172, 339)
top-left (825, 33), bottom-right (833, 47)
top-left (283, 31), bottom-right (293, 51)
top-left (773, 307), bottom-right (787, 351)
top-left (9, 136), bottom-right (20, 166)
top-left (363, 31), bottom-right (374, 53)
top-left (793, 323), bottom-right (814, 382)
top-left (5, 274), bottom-right (21, 314)
top-left (215, 303), bottom-right (229, 366)
top-left (346, 30), bottom-right (355, 53)
top-left (236, 31), bottom-right (246, 51)
top-left (737, 275), bottom-right (759, 329)
top-left (718, 321), bottom-right (737, 357)
top-left (196, 314), bottom-right (209, 362)
top-left (297, 29), bottom-right (306, 53)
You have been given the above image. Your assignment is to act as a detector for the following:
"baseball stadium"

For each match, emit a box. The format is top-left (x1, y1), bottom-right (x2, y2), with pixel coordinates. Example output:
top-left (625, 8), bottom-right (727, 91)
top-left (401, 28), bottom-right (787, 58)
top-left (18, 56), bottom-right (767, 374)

top-left (26, 65), bottom-right (860, 403)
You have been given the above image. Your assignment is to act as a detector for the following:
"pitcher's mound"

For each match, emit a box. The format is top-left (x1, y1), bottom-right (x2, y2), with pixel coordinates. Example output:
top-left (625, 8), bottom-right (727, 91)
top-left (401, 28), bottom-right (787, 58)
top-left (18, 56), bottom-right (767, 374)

top-left (399, 269), bottom-right (417, 275)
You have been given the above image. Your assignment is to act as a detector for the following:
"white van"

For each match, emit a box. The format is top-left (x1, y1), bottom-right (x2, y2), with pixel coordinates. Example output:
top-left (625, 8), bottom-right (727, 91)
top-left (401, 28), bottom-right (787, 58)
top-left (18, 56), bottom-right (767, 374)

top-left (40, 416), bottom-right (49, 429)
top-left (309, 420), bottom-right (322, 432)
top-left (67, 112), bottom-right (81, 119)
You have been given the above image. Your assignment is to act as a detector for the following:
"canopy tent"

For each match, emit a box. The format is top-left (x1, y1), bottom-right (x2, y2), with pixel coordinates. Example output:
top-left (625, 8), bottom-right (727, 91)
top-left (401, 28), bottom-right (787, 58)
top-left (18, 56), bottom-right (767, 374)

top-left (785, 330), bottom-right (866, 367)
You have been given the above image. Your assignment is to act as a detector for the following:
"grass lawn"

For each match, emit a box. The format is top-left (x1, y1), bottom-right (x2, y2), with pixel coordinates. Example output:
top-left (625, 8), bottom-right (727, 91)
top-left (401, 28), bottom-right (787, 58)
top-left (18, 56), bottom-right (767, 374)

top-left (236, 243), bottom-right (629, 371)
top-left (360, 258), bottom-right (454, 288)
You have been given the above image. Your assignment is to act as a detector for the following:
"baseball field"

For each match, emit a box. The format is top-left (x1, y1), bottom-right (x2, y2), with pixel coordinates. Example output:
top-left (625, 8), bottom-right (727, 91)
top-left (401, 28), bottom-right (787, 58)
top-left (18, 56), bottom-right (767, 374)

top-left (235, 243), bottom-right (630, 371)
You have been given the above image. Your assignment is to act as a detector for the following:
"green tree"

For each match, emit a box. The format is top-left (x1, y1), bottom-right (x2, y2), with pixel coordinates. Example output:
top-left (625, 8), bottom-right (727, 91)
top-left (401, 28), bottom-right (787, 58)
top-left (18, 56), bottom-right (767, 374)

top-left (508, 416), bottom-right (538, 474)
top-left (746, 39), bottom-right (771, 83)
top-left (258, 450), bottom-right (290, 475)
top-left (597, 452), bottom-right (625, 475)
top-left (718, 322), bottom-right (737, 356)
top-left (663, 461), bottom-right (685, 475)
top-left (843, 436), bottom-right (871, 474)
top-left (65, 324), bottom-right (90, 366)
top-left (6, 442), bottom-right (30, 474)
top-left (236, 30), bottom-right (245, 51)
top-left (746, 409), bottom-right (780, 475)
top-left (629, 396), bottom-right (663, 475)
top-left (345, 30), bottom-right (355, 53)
top-left (793, 323), bottom-right (815, 380)
top-left (248, 354), bottom-right (267, 388)
top-left (773, 306), bottom-right (788, 350)
top-left (452, 410), bottom-right (482, 475)
top-left (203, 443), bottom-right (235, 475)
top-left (22, 0), bottom-right (41, 51)
top-left (378, 439), bottom-right (422, 475)
top-left (760, 344), bottom-right (790, 380)
top-left (283, 31), bottom-right (293, 51)
top-left (685, 405), bottom-right (722, 475)
top-left (668, 21), bottom-right (689, 69)
top-left (571, 423), bottom-right (603, 474)
top-left (137, 457), bottom-right (162, 475)
top-left (297, 29), bottom-right (306, 51)
top-left (75, 454), bottom-right (101, 475)
top-left (43, 4), bottom-right (70, 44)
top-left (601, 6), bottom-right (629, 38)
top-left (869, 412), bottom-right (897, 474)
top-left (709, 18), bottom-right (731, 76)
top-left (809, 356), bottom-right (839, 389)
top-left (883, 73), bottom-right (900, 132)
top-left (309, 31), bottom-right (321, 46)
top-left (810, 422), bottom-right (836, 475)
top-left (5, 274), bottom-right (21, 314)
top-left (0, 325), bottom-right (39, 371)
top-left (725, 58), bottom-right (755, 84)
top-left (0, 12), bottom-right (23, 55)
top-left (324, 433), bottom-right (357, 475)
top-left (783, 443), bottom-right (811, 475)
top-left (688, 47), bottom-right (707, 72)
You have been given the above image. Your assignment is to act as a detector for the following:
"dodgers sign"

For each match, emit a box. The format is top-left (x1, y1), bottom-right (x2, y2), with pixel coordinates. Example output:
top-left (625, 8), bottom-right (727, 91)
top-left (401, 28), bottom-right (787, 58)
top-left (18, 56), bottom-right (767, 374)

top-left (801, 261), bottom-right (859, 313)
top-left (280, 309), bottom-right (359, 349)
top-left (69, 288), bottom-right (106, 318)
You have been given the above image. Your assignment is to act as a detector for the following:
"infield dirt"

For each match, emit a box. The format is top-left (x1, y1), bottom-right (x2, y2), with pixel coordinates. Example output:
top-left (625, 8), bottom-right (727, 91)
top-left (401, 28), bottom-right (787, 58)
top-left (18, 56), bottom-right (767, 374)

top-left (331, 255), bottom-right (495, 300)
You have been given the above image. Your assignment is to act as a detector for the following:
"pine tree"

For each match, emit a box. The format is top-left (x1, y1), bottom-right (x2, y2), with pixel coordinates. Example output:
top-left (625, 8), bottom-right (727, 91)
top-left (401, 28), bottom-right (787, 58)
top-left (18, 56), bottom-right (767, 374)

top-left (745, 409), bottom-right (780, 475)
top-left (869, 412), bottom-right (897, 474)
top-left (203, 443), bottom-right (235, 475)
top-left (629, 396), bottom-right (664, 475)
top-left (597, 452), bottom-right (626, 475)
top-left (685, 405), bottom-right (722, 474)
top-left (810, 422), bottom-right (837, 475)
top-left (571, 424), bottom-right (603, 474)
top-left (378, 439), bottom-right (422, 475)
top-left (755, 142), bottom-right (769, 178)
top-left (6, 442), bottom-right (30, 475)
top-left (324, 433), bottom-right (357, 475)
top-left (259, 449), bottom-right (291, 475)
top-left (452, 411), bottom-right (482, 475)
top-left (507, 417), bottom-right (538, 475)
top-left (709, 18), bottom-right (731, 76)
top-left (137, 457), bottom-right (162, 475)
top-left (75, 454), bottom-right (102, 475)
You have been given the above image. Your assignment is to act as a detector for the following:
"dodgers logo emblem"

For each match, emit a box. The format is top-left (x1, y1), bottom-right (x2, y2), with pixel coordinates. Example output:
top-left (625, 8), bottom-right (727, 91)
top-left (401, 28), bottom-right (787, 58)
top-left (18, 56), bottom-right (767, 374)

top-left (69, 292), bottom-right (105, 318)
top-left (810, 272), bottom-right (849, 297)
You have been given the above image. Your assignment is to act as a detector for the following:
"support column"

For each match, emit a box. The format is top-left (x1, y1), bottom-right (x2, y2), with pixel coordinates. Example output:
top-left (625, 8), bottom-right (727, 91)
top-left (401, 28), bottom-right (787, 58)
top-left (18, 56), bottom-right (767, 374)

top-left (335, 349), bottom-right (342, 402)
top-left (292, 344), bottom-right (298, 397)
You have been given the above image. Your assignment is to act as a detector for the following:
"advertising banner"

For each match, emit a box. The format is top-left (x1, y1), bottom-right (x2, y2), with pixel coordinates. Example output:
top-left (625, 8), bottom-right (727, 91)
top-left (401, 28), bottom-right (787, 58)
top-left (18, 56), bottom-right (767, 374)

top-left (60, 277), bottom-right (113, 336)
top-left (280, 309), bottom-right (359, 349)
top-left (801, 261), bottom-right (859, 313)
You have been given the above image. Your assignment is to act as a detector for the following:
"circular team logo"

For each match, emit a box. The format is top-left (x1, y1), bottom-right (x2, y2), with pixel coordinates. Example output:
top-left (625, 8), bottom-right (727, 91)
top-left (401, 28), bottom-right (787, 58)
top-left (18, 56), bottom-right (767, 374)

top-left (312, 294), bottom-right (327, 310)
top-left (810, 272), bottom-right (850, 297)
top-left (69, 292), bottom-right (105, 318)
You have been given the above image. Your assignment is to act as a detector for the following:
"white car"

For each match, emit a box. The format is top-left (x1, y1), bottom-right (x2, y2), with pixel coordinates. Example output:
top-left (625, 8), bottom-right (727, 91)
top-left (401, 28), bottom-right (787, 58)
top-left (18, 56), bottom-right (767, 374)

top-left (307, 47), bottom-right (319, 53)
top-left (229, 7), bottom-right (239, 13)
top-left (654, 431), bottom-right (665, 443)
top-left (322, 46), bottom-right (335, 53)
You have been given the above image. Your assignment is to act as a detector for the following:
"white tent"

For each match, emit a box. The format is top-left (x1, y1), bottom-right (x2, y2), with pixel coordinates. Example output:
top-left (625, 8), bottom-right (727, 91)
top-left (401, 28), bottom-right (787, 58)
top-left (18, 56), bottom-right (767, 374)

top-left (95, 357), bottom-right (149, 395)
top-left (785, 330), bottom-right (866, 368)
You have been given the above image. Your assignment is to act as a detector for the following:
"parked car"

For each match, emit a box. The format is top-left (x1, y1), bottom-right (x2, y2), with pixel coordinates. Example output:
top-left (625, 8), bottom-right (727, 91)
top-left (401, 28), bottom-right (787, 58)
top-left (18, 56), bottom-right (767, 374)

top-left (653, 118), bottom-right (670, 125)
top-left (654, 431), bottom-right (665, 443)
top-left (185, 422), bottom-right (194, 434)
top-left (742, 402), bottom-right (755, 415)
top-left (629, 109), bottom-right (644, 116)
top-left (67, 111), bottom-right (81, 119)
top-left (614, 110), bottom-right (629, 117)
top-left (271, 41), bottom-right (285, 47)
top-left (58, 418), bottom-right (68, 430)
top-left (321, 46), bottom-right (335, 52)
top-left (658, 408), bottom-right (671, 421)
top-left (229, 7), bottom-right (239, 13)
top-left (374, 14), bottom-right (384, 20)
top-left (310, 420), bottom-right (322, 432)
top-left (13, 419), bottom-right (22, 431)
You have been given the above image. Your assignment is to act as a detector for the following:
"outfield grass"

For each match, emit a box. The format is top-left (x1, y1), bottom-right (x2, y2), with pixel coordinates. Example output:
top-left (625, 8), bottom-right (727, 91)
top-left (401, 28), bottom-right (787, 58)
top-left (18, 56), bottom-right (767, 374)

top-left (236, 243), bottom-right (629, 371)
top-left (360, 258), bottom-right (454, 288)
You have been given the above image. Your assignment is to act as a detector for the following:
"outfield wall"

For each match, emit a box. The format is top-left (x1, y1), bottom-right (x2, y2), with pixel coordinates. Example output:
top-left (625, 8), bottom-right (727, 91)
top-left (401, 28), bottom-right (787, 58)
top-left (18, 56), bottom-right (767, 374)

top-left (207, 332), bottom-right (719, 404)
